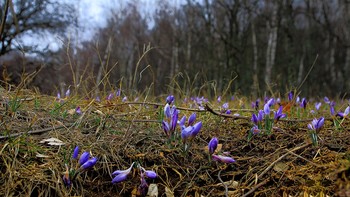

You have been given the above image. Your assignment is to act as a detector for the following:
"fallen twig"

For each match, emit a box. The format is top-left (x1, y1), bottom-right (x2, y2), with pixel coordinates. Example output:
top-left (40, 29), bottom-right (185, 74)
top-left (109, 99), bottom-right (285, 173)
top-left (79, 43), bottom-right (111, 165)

top-left (0, 123), bottom-right (74, 140)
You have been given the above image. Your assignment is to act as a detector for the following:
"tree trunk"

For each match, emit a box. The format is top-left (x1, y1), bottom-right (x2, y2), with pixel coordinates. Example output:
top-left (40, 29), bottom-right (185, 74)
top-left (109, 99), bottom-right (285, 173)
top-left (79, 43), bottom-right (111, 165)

top-left (251, 20), bottom-right (259, 96)
top-left (264, 2), bottom-right (278, 85)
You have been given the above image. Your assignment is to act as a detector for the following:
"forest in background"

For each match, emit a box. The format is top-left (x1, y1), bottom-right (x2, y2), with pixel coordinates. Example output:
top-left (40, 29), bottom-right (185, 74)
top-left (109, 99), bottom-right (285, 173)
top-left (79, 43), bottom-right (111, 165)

top-left (1, 0), bottom-right (350, 98)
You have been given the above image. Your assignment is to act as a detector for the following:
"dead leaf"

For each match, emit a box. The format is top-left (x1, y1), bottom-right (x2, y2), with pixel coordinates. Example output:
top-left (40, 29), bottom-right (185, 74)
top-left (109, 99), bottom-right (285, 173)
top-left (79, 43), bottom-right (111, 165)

top-left (40, 137), bottom-right (65, 146)
top-left (147, 184), bottom-right (158, 197)
top-left (67, 108), bottom-right (76, 115)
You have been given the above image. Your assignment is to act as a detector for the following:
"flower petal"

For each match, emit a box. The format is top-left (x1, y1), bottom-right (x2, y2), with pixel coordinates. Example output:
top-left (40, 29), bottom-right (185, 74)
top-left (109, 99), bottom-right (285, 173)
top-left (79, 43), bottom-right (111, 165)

top-left (112, 173), bottom-right (128, 184)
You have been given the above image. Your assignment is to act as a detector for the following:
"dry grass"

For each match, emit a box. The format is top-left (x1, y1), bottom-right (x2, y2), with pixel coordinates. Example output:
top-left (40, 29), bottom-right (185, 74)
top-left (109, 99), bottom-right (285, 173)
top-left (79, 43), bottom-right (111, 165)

top-left (1, 88), bottom-right (350, 197)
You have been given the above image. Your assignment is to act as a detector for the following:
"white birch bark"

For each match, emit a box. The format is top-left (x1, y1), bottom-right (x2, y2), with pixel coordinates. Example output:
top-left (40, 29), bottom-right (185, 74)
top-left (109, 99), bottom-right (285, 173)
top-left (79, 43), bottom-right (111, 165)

top-left (264, 2), bottom-right (278, 85)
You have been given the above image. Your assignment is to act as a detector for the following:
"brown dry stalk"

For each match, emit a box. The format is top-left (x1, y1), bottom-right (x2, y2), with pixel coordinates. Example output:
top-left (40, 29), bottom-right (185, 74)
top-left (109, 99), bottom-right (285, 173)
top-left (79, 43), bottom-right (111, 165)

top-left (0, 123), bottom-right (73, 140)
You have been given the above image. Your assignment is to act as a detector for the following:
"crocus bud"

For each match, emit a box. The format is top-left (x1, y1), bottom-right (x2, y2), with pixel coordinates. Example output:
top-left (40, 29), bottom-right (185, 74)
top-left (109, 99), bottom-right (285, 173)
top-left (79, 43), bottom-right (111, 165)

top-left (208, 137), bottom-right (218, 155)
top-left (162, 121), bottom-right (170, 136)
top-left (212, 155), bottom-right (235, 163)
top-left (188, 113), bottom-right (196, 126)
top-left (79, 152), bottom-right (90, 166)
top-left (72, 146), bottom-right (79, 159)
top-left (166, 95), bottom-right (175, 104)
top-left (144, 170), bottom-right (157, 179)
top-left (112, 163), bottom-right (134, 184)
top-left (251, 114), bottom-right (258, 125)
top-left (178, 115), bottom-right (186, 128)
top-left (112, 173), bottom-right (128, 184)
top-left (80, 157), bottom-right (98, 170)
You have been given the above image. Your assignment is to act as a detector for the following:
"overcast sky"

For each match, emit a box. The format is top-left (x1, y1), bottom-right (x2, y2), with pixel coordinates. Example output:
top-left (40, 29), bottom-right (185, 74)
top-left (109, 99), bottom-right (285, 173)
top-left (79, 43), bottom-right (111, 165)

top-left (16, 0), bottom-right (186, 53)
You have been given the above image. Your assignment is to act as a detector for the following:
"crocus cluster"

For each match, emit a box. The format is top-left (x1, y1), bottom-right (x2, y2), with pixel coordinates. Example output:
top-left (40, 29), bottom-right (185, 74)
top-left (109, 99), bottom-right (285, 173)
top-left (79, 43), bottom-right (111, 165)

top-left (208, 137), bottom-right (235, 163)
top-left (190, 96), bottom-right (208, 110)
top-left (307, 117), bottom-right (325, 146)
top-left (180, 113), bottom-right (201, 141)
top-left (112, 162), bottom-right (157, 195)
top-left (63, 146), bottom-right (98, 187)
top-left (307, 117), bottom-right (325, 132)
top-left (181, 119), bottom-right (202, 145)
top-left (162, 102), bottom-right (179, 138)
top-left (274, 105), bottom-right (286, 122)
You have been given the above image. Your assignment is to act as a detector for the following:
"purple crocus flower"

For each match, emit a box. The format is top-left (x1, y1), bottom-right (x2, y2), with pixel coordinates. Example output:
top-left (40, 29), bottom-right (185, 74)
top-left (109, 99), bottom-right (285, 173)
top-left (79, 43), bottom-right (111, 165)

top-left (116, 89), bottom-right (121, 97)
top-left (164, 104), bottom-right (171, 118)
top-left (308, 117), bottom-right (325, 132)
top-left (324, 97), bottom-right (330, 104)
top-left (178, 115), bottom-right (186, 128)
top-left (274, 106), bottom-right (286, 121)
top-left (112, 162), bottom-right (134, 184)
top-left (217, 96), bottom-right (221, 103)
top-left (76, 106), bottom-right (82, 114)
top-left (65, 89), bottom-right (70, 97)
top-left (251, 125), bottom-right (261, 135)
top-left (57, 92), bottom-right (61, 100)
top-left (122, 96), bottom-right (127, 102)
top-left (170, 109), bottom-right (179, 131)
top-left (96, 96), bottom-right (101, 102)
top-left (162, 120), bottom-right (170, 136)
top-left (337, 106), bottom-right (350, 118)
top-left (144, 170), bottom-right (157, 179)
top-left (251, 114), bottom-right (258, 125)
top-left (208, 137), bottom-right (218, 155)
top-left (166, 95), bottom-right (175, 104)
top-left (79, 152), bottom-right (90, 166)
top-left (263, 103), bottom-right (270, 115)
top-left (80, 157), bottom-right (98, 170)
top-left (300, 98), bottom-right (307, 109)
top-left (212, 155), bottom-right (235, 163)
top-left (329, 101), bottom-right (336, 116)
top-left (222, 102), bottom-right (229, 110)
top-left (72, 146), bottom-right (79, 159)
top-left (107, 93), bottom-right (113, 100)
top-left (188, 113), bottom-right (196, 126)
top-left (189, 121), bottom-right (202, 139)
top-left (288, 91), bottom-right (294, 101)
top-left (181, 126), bottom-right (193, 143)
top-left (112, 173), bottom-right (128, 184)
top-left (315, 102), bottom-right (322, 111)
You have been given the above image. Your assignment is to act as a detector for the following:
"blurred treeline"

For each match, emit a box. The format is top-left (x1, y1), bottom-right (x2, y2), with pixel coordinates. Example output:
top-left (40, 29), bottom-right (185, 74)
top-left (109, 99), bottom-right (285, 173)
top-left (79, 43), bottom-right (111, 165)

top-left (1, 0), bottom-right (350, 98)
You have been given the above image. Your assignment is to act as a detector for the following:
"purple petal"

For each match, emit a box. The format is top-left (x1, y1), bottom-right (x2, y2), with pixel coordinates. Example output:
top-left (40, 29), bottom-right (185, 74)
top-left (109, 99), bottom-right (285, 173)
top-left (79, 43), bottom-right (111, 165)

top-left (208, 137), bottom-right (218, 155)
top-left (80, 157), bottom-right (98, 170)
top-left (212, 155), bottom-right (236, 163)
top-left (190, 121), bottom-right (202, 138)
top-left (188, 113), bottom-right (196, 126)
top-left (144, 170), bottom-right (157, 179)
top-left (79, 152), bottom-right (90, 165)
top-left (72, 146), bottom-right (79, 159)
top-left (112, 173), bottom-right (128, 184)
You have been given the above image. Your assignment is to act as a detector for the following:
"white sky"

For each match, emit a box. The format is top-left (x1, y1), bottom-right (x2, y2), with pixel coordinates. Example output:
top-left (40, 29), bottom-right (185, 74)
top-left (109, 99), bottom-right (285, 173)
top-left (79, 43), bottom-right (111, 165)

top-left (17, 0), bottom-right (186, 53)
